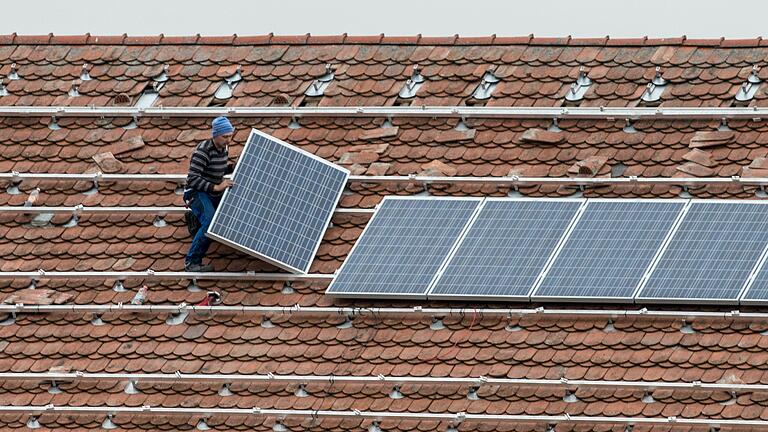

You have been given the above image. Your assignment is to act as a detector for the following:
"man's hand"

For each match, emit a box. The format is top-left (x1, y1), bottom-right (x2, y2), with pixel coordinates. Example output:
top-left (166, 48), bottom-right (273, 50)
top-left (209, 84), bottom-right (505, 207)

top-left (213, 179), bottom-right (233, 192)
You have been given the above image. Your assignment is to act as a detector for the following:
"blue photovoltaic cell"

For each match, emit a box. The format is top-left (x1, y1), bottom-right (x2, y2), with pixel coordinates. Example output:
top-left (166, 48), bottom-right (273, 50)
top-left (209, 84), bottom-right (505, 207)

top-left (742, 266), bottom-right (768, 303)
top-left (637, 202), bottom-right (768, 303)
top-left (428, 199), bottom-right (581, 299)
top-left (533, 201), bottom-right (684, 301)
top-left (208, 129), bottom-right (349, 274)
top-left (326, 198), bottom-right (481, 298)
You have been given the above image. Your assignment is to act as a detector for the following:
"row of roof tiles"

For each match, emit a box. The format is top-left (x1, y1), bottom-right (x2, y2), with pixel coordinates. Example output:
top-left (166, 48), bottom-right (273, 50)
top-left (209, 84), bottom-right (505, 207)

top-left (6, 34), bottom-right (768, 47)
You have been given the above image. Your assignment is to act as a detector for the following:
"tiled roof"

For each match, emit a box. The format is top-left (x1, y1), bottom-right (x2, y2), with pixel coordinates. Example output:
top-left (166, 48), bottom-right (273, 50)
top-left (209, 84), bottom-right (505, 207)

top-left (1, 35), bottom-right (768, 430)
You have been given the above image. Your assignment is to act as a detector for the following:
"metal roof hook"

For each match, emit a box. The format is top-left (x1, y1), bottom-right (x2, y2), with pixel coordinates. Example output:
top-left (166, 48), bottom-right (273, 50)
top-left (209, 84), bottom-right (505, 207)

top-left (48, 115), bottom-right (61, 130)
top-left (80, 64), bottom-right (91, 81)
top-left (65, 204), bottom-right (84, 228)
top-left (166, 302), bottom-right (189, 325)
top-left (102, 414), bottom-right (118, 430)
top-left (8, 63), bottom-right (19, 80)
top-left (68, 81), bottom-right (80, 97)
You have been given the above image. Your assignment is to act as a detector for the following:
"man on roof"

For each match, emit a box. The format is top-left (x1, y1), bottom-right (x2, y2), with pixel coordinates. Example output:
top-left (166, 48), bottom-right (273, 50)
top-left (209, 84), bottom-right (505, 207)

top-left (183, 116), bottom-right (235, 272)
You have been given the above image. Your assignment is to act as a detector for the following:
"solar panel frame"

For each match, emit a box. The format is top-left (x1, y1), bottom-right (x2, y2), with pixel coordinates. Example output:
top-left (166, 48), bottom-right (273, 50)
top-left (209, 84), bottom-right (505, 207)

top-left (426, 197), bottom-right (586, 302)
top-left (325, 196), bottom-right (484, 299)
top-left (207, 128), bottom-right (350, 274)
top-left (530, 198), bottom-right (687, 304)
top-left (635, 200), bottom-right (768, 305)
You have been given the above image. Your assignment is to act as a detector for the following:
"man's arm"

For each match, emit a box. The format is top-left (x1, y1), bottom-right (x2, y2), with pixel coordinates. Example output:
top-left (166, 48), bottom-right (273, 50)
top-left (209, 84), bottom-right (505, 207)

top-left (186, 145), bottom-right (215, 193)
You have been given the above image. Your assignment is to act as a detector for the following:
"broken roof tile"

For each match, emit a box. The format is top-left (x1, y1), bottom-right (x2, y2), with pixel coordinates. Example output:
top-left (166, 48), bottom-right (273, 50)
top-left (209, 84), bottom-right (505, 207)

top-left (689, 130), bottom-right (735, 148)
top-left (682, 149), bottom-right (716, 167)
top-left (433, 129), bottom-right (476, 144)
top-left (420, 160), bottom-right (458, 177)
top-left (677, 161), bottom-right (716, 177)
top-left (520, 128), bottom-right (565, 145)
top-left (359, 126), bottom-right (399, 141)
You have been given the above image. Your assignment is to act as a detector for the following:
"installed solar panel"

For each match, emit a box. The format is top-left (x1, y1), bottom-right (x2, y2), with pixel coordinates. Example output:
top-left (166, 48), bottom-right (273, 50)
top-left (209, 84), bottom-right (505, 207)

top-left (532, 200), bottom-right (685, 302)
top-left (636, 201), bottom-right (768, 304)
top-left (736, 229), bottom-right (768, 305)
top-left (427, 199), bottom-right (583, 300)
top-left (326, 197), bottom-right (482, 299)
top-left (207, 129), bottom-right (349, 274)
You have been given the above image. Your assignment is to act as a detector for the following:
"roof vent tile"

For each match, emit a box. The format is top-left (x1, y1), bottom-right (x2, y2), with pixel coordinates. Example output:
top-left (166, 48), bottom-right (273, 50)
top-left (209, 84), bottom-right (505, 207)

top-left (305, 64), bottom-right (335, 97)
top-left (568, 156), bottom-right (609, 177)
top-left (735, 65), bottom-right (761, 102)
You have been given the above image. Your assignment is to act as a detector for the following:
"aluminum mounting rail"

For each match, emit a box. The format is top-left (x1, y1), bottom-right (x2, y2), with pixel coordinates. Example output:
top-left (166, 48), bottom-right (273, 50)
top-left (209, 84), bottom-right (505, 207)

top-left (2, 172), bottom-right (768, 187)
top-left (4, 405), bottom-right (766, 428)
top-left (0, 206), bottom-right (373, 215)
top-left (0, 303), bottom-right (762, 323)
top-left (4, 105), bottom-right (768, 120)
top-left (0, 372), bottom-right (764, 394)
top-left (0, 271), bottom-right (332, 282)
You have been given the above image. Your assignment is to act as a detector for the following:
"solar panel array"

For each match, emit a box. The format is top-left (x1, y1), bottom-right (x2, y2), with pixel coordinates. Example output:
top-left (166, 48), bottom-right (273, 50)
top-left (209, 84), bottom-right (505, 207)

top-left (208, 129), bottom-right (349, 274)
top-left (327, 197), bottom-right (768, 305)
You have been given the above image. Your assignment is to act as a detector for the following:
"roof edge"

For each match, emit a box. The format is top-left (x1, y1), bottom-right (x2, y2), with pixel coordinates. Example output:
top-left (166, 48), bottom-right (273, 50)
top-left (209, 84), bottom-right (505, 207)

top-left (0, 33), bottom-right (766, 47)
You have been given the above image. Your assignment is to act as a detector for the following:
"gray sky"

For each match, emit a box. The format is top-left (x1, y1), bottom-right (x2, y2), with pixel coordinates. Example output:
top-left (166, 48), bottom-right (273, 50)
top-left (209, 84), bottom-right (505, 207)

top-left (7, 0), bottom-right (768, 38)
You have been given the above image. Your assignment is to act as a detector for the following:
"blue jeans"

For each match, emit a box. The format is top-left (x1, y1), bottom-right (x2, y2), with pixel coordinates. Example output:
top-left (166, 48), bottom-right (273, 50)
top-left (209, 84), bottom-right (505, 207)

top-left (184, 190), bottom-right (221, 265)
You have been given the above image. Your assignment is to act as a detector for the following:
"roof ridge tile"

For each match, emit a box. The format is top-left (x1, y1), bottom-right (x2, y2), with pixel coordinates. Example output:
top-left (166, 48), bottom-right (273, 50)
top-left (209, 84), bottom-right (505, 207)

top-left (417, 35), bottom-right (458, 45)
top-left (720, 37), bottom-right (762, 47)
top-left (492, 35), bottom-right (535, 45)
top-left (232, 34), bottom-right (273, 45)
top-left (529, 36), bottom-right (571, 45)
top-left (307, 34), bottom-right (348, 44)
top-left (683, 37), bottom-right (724, 46)
top-left (344, 34), bottom-right (384, 44)
top-left (159, 35), bottom-right (203, 44)
top-left (605, 36), bottom-right (648, 46)
top-left (196, 35), bottom-right (237, 44)
top-left (123, 35), bottom-right (164, 45)
top-left (12, 34), bottom-right (53, 44)
top-left (87, 34), bottom-right (127, 44)
top-left (380, 35), bottom-right (421, 45)
top-left (455, 35), bottom-right (496, 45)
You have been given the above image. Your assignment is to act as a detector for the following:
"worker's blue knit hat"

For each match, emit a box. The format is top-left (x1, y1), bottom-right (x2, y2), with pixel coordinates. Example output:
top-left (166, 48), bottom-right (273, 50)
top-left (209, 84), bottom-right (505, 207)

top-left (211, 116), bottom-right (234, 138)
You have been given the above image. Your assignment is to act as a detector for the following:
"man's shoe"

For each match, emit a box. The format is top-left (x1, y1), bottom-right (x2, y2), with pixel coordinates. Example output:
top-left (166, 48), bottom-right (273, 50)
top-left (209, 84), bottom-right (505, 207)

top-left (184, 262), bottom-right (214, 272)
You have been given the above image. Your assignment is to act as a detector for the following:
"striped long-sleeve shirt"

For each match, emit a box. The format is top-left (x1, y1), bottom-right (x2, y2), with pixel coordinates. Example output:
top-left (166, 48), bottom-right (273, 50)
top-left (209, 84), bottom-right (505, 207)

top-left (186, 139), bottom-right (231, 195)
